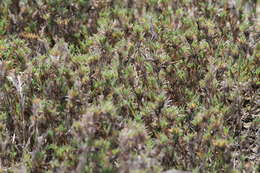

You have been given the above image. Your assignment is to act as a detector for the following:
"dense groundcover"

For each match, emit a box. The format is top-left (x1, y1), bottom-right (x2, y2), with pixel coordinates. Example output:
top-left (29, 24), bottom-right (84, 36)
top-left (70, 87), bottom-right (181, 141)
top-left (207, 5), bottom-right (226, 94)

top-left (0, 0), bottom-right (259, 172)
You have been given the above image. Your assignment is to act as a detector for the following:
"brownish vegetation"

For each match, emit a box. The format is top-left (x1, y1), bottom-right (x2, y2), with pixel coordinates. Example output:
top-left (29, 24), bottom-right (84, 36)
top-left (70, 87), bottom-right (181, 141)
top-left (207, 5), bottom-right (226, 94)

top-left (0, 0), bottom-right (259, 172)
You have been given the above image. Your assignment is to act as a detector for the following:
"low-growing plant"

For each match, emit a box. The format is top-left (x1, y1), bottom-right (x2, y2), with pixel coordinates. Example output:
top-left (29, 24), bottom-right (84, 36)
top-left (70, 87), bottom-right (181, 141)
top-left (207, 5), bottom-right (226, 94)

top-left (0, 0), bottom-right (259, 173)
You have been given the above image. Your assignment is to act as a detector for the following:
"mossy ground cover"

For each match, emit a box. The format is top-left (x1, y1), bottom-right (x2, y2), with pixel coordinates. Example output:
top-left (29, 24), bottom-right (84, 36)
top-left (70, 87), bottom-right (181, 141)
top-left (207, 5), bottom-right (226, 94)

top-left (0, 0), bottom-right (259, 173)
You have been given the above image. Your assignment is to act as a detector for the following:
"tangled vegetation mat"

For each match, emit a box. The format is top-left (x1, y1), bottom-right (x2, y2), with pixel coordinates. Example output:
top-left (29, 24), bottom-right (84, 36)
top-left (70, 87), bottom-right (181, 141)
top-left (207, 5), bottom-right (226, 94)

top-left (0, 0), bottom-right (259, 172)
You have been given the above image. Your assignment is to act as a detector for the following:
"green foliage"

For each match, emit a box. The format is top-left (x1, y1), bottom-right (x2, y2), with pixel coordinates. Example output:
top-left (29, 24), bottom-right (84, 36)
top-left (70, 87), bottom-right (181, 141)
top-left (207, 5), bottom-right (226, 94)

top-left (0, 0), bottom-right (259, 173)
